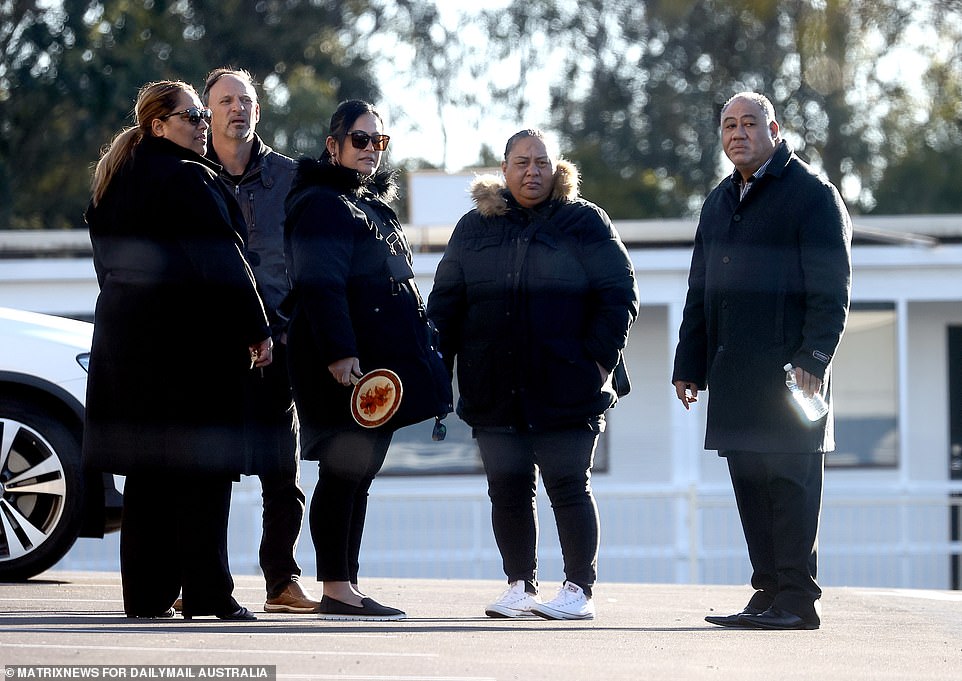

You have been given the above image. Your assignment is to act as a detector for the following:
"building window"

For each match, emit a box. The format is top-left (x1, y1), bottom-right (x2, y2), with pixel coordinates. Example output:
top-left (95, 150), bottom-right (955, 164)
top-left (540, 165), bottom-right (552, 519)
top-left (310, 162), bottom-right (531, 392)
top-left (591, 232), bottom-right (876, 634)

top-left (381, 379), bottom-right (611, 476)
top-left (829, 302), bottom-right (898, 468)
top-left (382, 405), bottom-right (482, 476)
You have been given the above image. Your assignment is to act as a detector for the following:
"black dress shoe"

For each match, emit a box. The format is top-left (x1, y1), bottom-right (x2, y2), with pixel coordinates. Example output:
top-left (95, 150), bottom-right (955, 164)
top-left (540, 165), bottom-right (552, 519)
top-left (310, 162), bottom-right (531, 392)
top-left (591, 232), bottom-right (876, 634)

top-left (216, 606), bottom-right (257, 621)
top-left (738, 606), bottom-right (819, 630)
top-left (126, 607), bottom-right (176, 619)
top-left (705, 605), bottom-right (765, 627)
top-left (316, 595), bottom-right (405, 621)
top-left (182, 606), bottom-right (257, 621)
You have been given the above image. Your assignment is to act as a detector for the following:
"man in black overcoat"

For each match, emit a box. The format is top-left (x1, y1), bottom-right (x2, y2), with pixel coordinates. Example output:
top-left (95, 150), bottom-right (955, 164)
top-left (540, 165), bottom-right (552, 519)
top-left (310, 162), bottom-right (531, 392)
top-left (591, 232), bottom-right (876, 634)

top-left (672, 92), bottom-right (852, 630)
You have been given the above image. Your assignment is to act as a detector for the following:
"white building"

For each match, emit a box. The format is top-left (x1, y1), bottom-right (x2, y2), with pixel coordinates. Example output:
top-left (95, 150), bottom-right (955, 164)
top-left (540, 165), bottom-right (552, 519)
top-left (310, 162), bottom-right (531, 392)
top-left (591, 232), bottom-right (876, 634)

top-left (3, 213), bottom-right (961, 591)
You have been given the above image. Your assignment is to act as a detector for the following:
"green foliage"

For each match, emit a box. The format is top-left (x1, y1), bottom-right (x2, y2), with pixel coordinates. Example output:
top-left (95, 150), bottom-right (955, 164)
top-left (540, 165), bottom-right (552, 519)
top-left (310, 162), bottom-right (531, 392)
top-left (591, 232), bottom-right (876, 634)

top-left (871, 142), bottom-right (962, 214)
top-left (1, 0), bottom-right (378, 229)
top-left (479, 0), bottom-right (962, 217)
top-left (3, 0), bottom-right (961, 229)
top-left (872, 19), bottom-right (962, 215)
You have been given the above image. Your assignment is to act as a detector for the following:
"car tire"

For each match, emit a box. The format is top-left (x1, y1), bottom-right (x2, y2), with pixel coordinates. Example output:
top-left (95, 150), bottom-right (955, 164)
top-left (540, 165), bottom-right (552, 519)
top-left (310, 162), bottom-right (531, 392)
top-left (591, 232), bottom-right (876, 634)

top-left (0, 397), bottom-right (85, 581)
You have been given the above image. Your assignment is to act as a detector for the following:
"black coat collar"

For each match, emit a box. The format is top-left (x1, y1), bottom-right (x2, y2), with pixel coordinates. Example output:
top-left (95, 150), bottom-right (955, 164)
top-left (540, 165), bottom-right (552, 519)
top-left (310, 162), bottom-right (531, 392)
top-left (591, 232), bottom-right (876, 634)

top-left (291, 157), bottom-right (398, 203)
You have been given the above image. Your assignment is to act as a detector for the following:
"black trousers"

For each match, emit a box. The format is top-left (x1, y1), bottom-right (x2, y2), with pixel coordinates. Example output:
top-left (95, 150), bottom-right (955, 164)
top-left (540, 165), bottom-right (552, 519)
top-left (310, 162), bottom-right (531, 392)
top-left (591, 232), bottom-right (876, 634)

top-left (724, 450), bottom-right (824, 621)
top-left (477, 429), bottom-right (600, 595)
top-left (120, 473), bottom-right (238, 617)
top-left (307, 428), bottom-right (393, 583)
top-left (258, 469), bottom-right (306, 598)
top-left (246, 342), bottom-right (306, 597)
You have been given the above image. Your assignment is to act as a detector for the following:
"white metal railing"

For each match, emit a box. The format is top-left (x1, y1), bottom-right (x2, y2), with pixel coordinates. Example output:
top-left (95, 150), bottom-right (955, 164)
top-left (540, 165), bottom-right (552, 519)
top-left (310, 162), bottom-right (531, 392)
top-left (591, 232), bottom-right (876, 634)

top-left (60, 476), bottom-right (962, 591)
top-left (234, 478), bottom-right (962, 589)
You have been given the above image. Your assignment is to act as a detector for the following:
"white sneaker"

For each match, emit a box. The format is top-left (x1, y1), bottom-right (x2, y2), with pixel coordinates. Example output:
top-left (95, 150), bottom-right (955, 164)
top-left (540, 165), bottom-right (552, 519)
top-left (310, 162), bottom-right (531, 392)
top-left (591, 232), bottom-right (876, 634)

top-left (485, 581), bottom-right (541, 618)
top-left (530, 581), bottom-right (595, 620)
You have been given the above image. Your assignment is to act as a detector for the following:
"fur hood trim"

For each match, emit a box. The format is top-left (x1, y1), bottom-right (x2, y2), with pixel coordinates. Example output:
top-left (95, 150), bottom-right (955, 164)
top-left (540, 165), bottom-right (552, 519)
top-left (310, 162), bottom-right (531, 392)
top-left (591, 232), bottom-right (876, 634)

top-left (469, 159), bottom-right (580, 218)
top-left (291, 157), bottom-right (399, 204)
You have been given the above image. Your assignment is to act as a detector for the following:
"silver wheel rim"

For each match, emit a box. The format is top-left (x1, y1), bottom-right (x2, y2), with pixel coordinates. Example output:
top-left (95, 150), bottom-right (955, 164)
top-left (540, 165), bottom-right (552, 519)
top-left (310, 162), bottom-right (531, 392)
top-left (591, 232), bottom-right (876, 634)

top-left (0, 418), bottom-right (67, 561)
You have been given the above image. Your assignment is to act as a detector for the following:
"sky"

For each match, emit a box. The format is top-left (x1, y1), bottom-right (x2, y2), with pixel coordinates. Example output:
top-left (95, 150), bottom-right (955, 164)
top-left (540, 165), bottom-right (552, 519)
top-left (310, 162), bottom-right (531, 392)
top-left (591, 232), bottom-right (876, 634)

top-left (371, 1), bottom-right (544, 172)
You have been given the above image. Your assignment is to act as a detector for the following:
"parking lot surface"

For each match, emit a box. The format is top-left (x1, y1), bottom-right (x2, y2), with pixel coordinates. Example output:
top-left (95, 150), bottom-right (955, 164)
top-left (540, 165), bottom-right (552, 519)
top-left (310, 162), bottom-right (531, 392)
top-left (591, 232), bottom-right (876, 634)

top-left (0, 572), bottom-right (960, 680)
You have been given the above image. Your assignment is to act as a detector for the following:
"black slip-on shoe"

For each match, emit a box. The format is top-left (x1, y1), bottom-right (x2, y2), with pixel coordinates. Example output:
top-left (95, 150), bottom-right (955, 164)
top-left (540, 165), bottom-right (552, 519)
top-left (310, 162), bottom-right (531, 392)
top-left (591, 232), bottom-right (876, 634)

top-left (316, 595), bottom-right (405, 621)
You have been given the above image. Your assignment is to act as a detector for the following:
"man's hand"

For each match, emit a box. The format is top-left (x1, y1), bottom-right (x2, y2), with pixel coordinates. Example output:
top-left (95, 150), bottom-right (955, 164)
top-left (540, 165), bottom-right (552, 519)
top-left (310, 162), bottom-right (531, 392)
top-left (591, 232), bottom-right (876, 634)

top-left (793, 366), bottom-right (823, 398)
top-left (673, 380), bottom-right (699, 410)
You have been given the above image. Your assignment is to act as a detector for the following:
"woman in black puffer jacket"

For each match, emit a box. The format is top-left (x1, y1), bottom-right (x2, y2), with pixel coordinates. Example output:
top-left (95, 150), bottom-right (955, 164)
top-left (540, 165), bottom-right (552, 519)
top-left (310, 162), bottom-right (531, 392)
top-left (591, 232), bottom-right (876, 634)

top-left (284, 100), bottom-right (439, 620)
top-left (427, 129), bottom-right (638, 621)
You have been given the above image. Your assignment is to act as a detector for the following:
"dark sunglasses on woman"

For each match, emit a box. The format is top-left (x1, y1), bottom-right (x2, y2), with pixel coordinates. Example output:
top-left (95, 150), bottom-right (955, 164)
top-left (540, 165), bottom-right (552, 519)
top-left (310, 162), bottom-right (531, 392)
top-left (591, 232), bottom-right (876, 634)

top-left (160, 107), bottom-right (213, 127)
top-left (347, 130), bottom-right (390, 151)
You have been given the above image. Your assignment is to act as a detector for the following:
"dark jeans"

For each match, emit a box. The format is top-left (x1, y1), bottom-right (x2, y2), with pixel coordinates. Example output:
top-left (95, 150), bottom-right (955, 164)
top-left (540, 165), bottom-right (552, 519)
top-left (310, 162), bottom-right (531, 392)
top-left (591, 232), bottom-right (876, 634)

top-left (120, 473), bottom-right (238, 617)
top-left (476, 429), bottom-right (600, 595)
top-left (308, 428), bottom-right (393, 583)
top-left (724, 450), bottom-right (824, 621)
top-left (258, 469), bottom-right (307, 598)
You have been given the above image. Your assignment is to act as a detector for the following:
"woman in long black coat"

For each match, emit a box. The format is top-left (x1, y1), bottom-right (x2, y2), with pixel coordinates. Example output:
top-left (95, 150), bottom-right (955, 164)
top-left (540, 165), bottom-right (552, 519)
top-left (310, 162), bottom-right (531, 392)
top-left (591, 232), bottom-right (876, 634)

top-left (84, 80), bottom-right (272, 620)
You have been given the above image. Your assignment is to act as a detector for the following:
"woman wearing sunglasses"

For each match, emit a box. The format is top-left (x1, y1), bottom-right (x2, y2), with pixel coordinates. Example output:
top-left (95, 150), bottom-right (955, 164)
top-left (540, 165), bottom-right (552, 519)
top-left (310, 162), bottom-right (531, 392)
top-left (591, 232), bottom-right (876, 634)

top-left (84, 80), bottom-right (272, 621)
top-left (283, 99), bottom-right (442, 620)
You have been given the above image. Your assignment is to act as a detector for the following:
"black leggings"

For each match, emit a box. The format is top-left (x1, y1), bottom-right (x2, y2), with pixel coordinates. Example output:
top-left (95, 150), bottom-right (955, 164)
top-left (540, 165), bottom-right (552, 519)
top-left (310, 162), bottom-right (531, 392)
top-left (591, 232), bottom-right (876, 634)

top-left (477, 429), bottom-right (600, 594)
top-left (307, 428), bottom-right (393, 583)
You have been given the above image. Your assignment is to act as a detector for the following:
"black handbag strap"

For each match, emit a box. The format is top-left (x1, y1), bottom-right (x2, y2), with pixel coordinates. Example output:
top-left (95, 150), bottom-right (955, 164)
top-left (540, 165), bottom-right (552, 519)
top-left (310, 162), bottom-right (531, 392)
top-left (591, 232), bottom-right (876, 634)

top-left (354, 198), bottom-right (409, 258)
top-left (354, 198), bottom-right (427, 313)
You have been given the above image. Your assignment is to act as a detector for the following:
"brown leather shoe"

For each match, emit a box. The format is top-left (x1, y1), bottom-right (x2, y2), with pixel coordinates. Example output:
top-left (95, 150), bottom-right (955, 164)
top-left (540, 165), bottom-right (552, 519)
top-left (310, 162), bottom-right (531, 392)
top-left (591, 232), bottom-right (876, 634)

top-left (264, 581), bottom-right (322, 613)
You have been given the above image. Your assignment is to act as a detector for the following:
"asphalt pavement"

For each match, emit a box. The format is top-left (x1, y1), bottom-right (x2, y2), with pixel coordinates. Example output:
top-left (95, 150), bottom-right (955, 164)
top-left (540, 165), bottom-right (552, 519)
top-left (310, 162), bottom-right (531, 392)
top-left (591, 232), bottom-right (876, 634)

top-left (0, 572), bottom-right (960, 680)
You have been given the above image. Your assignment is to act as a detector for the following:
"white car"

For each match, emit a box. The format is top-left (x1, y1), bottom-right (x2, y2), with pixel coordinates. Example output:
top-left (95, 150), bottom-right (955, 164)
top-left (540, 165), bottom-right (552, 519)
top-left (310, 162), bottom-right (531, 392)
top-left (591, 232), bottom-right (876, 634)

top-left (0, 307), bottom-right (122, 580)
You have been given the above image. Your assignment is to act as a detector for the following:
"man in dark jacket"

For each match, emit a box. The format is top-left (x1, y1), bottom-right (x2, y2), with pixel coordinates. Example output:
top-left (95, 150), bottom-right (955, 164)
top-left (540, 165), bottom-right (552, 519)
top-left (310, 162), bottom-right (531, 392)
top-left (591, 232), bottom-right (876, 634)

top-left (202, 68), bottom-right (317, 613)
top-left (427, 129), bottom-right (638, 620)
top-left (672, 92), bottom-right (852, 630)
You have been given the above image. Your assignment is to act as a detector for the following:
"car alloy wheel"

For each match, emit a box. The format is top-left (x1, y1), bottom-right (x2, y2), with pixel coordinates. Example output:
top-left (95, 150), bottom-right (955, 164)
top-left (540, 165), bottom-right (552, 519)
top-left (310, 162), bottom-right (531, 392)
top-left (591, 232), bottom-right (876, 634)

top-left (0, 399), bottom-right (84, 581)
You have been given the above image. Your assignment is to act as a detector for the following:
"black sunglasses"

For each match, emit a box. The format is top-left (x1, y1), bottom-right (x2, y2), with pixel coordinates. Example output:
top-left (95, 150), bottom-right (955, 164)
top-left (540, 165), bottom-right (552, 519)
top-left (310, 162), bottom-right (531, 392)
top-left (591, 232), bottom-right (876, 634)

top-left (347, 130), bottom-right (390, 151)
top-left (160, 107), bottom-right (212, 127)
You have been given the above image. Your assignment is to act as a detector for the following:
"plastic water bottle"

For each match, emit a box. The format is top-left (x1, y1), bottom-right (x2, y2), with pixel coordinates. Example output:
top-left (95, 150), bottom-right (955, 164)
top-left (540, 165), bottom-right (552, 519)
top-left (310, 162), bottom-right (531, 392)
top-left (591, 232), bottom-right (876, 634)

top-left (784, 363), bottom-right (829, 421)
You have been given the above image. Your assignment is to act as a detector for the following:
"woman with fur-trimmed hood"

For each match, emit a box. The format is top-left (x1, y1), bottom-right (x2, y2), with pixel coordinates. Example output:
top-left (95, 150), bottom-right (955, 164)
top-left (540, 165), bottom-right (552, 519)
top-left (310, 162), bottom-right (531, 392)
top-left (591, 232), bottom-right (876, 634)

top-left (427, 129), bottom-right (639, 621)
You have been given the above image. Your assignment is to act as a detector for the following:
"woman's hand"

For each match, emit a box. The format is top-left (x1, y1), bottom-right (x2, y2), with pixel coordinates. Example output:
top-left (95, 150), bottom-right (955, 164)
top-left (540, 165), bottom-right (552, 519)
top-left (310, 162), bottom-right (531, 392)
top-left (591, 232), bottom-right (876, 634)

top-left (328, 357), bottom-right (361, 386)
top-left (249, 337), bottom-right (273, 368)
